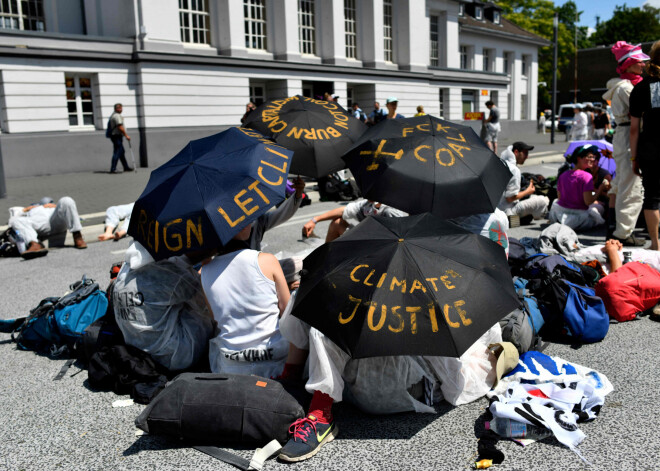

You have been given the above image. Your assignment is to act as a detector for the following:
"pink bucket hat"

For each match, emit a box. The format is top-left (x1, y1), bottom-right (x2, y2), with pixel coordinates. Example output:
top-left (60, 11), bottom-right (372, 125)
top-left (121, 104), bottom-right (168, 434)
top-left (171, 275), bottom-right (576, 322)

top-left (612, 41), bottom-right (650, 75)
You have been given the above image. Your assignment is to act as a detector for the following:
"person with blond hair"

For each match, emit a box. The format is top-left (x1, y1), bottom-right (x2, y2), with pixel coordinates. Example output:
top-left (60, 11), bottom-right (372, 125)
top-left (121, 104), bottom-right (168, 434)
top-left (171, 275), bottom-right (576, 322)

top-left (414, 105), bottom-right (426, 116)
top-left (630, 40), bottom-right (660, 250)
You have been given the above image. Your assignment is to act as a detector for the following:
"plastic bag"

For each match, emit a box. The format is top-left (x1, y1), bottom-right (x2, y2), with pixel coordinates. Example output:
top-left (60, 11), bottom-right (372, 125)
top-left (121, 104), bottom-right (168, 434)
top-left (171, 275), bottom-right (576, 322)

top-left (113, 255), bottom-right (214, 371)
top-left (420, 323), bottom-right (502, 406)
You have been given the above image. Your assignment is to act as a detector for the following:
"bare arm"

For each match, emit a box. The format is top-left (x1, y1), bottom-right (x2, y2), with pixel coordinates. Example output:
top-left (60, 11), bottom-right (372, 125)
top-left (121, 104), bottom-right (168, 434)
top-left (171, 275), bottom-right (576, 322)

top-left (258, 252), bottom-right (291, 316)
top-left (602, 239), bottom-right (623, 273)
top-left (506, 180), bottom-right (535, 203)
top-left (302, 206), bottom-right (345, 238)
top-left (630, 115), bottom-right (641, 176)
top-left (118, 124), bottom-right (130, 140)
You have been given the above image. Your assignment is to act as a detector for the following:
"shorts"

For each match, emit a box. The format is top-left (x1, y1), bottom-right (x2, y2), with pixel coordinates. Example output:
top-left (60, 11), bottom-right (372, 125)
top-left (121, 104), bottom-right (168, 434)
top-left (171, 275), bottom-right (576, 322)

top-left (484, 123), bottom-right (500, 143)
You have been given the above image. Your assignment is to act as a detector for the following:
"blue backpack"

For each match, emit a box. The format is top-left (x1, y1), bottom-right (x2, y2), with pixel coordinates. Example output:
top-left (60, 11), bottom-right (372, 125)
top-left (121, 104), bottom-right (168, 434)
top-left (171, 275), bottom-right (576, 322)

top-left (500, 277), bottom-right (545, 353)
top-left (1, 276), bottom-right (109, 355)
top-left (553, 279), bottom-right (609, 343)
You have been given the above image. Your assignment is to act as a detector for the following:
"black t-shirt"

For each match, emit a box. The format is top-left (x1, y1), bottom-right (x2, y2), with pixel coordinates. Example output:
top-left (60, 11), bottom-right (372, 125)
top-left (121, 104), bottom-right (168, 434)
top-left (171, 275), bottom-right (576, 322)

top-left (629, 76), bottom-right (660, 161)
top-left (593, 113), bottom-right (609, 129)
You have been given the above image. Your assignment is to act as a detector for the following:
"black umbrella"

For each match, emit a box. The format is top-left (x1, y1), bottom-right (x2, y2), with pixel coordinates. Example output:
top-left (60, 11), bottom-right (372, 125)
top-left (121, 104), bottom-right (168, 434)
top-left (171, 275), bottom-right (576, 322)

top-left (292, 213), bottom-right (519, 359)
top-left (128, 127), bottom-right (293, 260)
top-left (341, 115), bottom-right (512, 219)
top-left (243, 95), bottom-right (367, 178)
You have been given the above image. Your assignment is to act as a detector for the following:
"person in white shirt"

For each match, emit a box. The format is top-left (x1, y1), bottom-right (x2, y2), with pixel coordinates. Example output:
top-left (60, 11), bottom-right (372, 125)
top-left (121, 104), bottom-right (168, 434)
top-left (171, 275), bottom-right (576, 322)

top-left (497, 142), bottom-right (549, 223)
top-left (570, 105), bottom-right (588, 141)
top-left (201, 225), bottom-right (294, 378)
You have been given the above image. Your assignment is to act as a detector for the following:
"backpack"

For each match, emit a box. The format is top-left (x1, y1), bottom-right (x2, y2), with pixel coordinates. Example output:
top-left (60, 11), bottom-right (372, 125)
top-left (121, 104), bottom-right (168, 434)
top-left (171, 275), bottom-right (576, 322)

top-left (595, 261), bottom-right (660, 322)
top-left (499, 277), bottom-right (545, 353)
top-left (550, 279), bottom-right (609, 343)
top-left (8, 276), bottom-right (109, 354)
top-left (0, 228), bottom-right (20, 257)
top-left (105, 116), bottom-right (114, 138)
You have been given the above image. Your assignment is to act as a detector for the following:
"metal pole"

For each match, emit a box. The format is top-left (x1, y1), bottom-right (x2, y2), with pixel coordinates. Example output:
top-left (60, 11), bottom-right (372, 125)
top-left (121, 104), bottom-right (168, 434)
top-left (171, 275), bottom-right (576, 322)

top-left (574, 11), bottom-right (578, 103)
top-left (551, 13), bottom-right (558, 144)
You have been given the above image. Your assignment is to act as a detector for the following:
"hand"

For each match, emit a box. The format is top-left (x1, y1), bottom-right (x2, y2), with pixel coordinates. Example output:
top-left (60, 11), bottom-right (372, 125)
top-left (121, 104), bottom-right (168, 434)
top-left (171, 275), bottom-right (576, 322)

top-left (302, 220), bottom-right (316, 238)
top-left (527, 180), bottom-right (535, 194)
top-left (602, 239), bottom-right (623, 254)
top-left (126, 136), bottom-right (131, 141)
top-left (292, 176), bottom-right (305, 198)
top-left (599, 180), bottom-right (610, 193)
top-left (632, 159), bottom-right (641, 176)
top-left (43, 203), bottom-right (56, 208)
top-left (22, 205), bottom-right (36, 212)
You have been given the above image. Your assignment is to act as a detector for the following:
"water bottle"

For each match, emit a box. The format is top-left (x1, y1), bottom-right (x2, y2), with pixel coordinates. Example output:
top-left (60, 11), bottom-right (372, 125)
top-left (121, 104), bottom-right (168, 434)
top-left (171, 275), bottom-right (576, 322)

top-left (485, 418), bottom-right (552, 439)
top-left (9, 229), bottom-right (26, 253)
top-left (623, 251), bottom-right (633, 265)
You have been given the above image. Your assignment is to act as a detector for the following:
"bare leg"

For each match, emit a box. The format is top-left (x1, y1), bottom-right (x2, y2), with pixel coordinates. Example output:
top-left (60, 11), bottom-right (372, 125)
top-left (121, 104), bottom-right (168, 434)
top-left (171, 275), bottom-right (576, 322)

top-left (493, 142), bottom-right (498, 155)
top-left (326, 217), bottom-right (349, 242)
top-left (486, 141), bottom-right (494, 152)
top-left (98, 225), bottom-right (116, 241)
top-left (644, 209), bottom-right (660, 250)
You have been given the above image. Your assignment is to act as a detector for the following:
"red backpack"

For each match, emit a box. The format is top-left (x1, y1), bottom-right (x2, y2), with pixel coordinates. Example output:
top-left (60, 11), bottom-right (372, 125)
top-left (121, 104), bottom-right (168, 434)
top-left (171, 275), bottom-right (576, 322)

top-left (595, 262), bottom-right (660, 322)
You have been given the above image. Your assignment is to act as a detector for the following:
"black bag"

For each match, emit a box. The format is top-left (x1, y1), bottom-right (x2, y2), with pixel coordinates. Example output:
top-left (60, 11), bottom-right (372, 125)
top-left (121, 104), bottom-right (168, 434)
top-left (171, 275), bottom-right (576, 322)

top-left (0, 229), bottom-right (19, 257)
top-left (80, 313), bottom-right (124, 367)
top-left (136, 373), bottom-right (305, 446)
top-left (88, 344), bottom-right (168, 404)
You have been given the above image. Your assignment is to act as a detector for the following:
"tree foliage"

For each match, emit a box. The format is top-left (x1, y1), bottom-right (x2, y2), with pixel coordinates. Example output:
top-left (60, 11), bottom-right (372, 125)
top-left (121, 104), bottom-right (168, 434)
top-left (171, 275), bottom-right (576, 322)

top-left (496, 0), bottom-right (585, 107)
top-left (589, 4), bottom-right (660, 46)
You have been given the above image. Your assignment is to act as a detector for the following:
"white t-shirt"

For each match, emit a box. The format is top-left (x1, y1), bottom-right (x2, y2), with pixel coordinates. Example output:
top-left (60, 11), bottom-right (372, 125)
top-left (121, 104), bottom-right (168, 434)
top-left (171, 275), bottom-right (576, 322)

top-left (201, 249), bottom-right (288, 378)
top-left (498, 146), bottom-right (521, 213)
top-left (342, 200), bottom-right (407, 225)
top-left (450, 209), bottom-right (510, 256)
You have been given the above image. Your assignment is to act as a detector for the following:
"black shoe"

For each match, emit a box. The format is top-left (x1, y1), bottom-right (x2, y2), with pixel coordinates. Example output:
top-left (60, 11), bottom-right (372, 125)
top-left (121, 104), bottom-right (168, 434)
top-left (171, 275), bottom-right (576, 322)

top-left (124, 167), bottom-right (134, 172)
top-left (613, 235), bottom-right (646, 247)
top-left (110, 170), bottom-right (122, 174)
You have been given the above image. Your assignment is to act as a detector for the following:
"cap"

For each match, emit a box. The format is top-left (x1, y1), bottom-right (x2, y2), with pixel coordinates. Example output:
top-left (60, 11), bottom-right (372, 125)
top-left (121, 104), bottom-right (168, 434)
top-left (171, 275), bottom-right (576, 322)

top-left (332, 94), bottom-right (340, 99)
top-left (612, 41), bottom-right (650, 75)
top-left (512, 141), bottom-right (534, 152)
top-left (40, 197), bottom-right (54, 205)
top-left (573, 103), bottom-right (583, 109)
top-left (489, 342), bottom-right (519, 386)
top-left (386, 97), bottom-right (398, 104)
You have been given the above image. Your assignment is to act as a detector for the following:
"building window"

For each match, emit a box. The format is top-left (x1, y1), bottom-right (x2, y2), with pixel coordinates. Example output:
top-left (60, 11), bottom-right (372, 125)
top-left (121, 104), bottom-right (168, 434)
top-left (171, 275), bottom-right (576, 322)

top-left (344, 0), bottom-right (357, 59)
top-left (458, 3), bottom-right (465, 16)
top-left (0, 0), bottom-right (44, 31)
top-left (460, 45), bottom-right (468, 70)
top-left (490, 91), bottom-right (498, 108)
top-left (439, 88), bottom-right (448, 119)
top-left (244, 0), bottom-right (267, 50)
top-left (65, 75), bottom-right (95, 128)
top-left (475, 6), bottom-right (483, 20)
top-left (521, 94), bottom-right (528, 119)
top-left (179, 0), bottom-right (210, 44)
top-left (493, 10), bottom-right (501, 24)
top-left (462, 89), bottom-right (476, 115)
top-left (503, 52), bottom-right (511, 74)
top-left (250, 82), bottom-right (266, 106)
top-left (482, 48), bottom-right (491, 72)
top-left (383, 0), bottom-right (393, 62)
top-left (429, 15), bottom-right (439, 67)
top-left (298, 0), bottom-right (316, 55)
top-left (521, 55), bottom-right (530, 77)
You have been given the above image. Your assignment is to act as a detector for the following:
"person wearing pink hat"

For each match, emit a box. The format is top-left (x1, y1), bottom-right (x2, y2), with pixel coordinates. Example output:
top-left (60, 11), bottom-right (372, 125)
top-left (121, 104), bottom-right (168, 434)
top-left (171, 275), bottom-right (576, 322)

top-left (630, 40), bottom-right (660, 250)
top-left (602, 41), bottom-right (650, 246)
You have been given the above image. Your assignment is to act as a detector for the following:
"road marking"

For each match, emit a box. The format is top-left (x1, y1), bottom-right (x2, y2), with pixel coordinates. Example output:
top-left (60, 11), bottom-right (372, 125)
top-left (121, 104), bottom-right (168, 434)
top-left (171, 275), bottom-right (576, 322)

top-left (111, 249), bottom-right (127, 255)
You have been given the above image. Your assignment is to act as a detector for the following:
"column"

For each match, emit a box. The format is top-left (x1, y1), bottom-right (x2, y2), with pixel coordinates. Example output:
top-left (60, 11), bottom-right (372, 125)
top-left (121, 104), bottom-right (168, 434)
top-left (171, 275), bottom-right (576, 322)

top-left (396, 0), bottom-right (428, 72)
top-left (271, 0), bottom-right (302, 61)
top-left (359, 0), bottom-right (385, 68)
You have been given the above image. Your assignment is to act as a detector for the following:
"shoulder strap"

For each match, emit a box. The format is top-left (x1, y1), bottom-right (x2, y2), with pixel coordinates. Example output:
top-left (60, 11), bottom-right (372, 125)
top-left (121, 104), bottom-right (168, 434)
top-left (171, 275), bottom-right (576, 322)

top-left (193, 439), bottom-right (281, 471)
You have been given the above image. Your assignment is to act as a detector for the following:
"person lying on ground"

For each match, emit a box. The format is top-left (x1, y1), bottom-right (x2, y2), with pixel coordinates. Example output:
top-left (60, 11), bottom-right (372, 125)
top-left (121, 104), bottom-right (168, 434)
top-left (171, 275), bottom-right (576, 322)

top-left (302, 199), bottom-right (407, 242)
top-left (9, 196), bottom-right (87, 259)
top-left (98, 202), bottom-right (134, 241)
top-left (112, 242), bottom-right (215, 371)
top-left (497, 141), bottom-right (549, 223)
top-left (549, 145), bottom-right (609, 231)
top-left (250, 176), bottom-right (305, 250)
top-left (201, 225), bottom-right (306, 378)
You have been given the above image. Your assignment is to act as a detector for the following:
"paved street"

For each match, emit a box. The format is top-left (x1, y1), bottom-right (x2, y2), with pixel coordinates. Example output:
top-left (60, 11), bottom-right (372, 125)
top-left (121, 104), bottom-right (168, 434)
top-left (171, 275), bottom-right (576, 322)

top-left (2, 130), bottom-right (659, 470)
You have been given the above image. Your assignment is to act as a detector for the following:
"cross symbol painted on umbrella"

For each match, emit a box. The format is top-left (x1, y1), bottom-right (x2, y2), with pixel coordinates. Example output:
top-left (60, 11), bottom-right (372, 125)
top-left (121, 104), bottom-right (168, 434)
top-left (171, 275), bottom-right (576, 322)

top-left (360, 139), bottom-right (404, 171)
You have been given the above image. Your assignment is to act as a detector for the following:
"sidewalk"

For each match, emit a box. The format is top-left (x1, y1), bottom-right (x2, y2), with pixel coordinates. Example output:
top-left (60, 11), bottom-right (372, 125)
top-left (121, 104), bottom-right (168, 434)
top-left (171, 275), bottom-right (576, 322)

top-left (0, 128), bottom-right (570, 243)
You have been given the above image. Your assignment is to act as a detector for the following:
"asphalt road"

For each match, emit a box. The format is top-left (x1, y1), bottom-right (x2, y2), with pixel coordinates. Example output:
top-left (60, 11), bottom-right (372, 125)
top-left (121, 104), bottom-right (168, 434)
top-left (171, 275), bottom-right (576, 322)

top-left (1, 155), bottom-right (659, 469)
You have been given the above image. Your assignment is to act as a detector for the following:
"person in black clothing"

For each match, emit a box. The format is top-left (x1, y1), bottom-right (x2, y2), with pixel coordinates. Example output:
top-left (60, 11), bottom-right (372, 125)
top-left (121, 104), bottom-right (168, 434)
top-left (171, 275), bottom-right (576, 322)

top-left (630, 40), bottom-right (660, 250)
top-left (593, 108), bottom-right (611, 140)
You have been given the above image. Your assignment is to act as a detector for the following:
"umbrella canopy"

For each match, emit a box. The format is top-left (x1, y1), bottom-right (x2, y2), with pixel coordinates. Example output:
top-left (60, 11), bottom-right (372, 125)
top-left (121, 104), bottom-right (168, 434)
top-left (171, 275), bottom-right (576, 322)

top-left (243, 95), bottom-right (367, 178)
top-left (341, 115), bottom-right (512, 219)
top-left (564, 139), bottom-right (615, 177)
top-left (128, 127), bottom-right (293, 260)
top-left (292, 213), bottom-right (519, 359)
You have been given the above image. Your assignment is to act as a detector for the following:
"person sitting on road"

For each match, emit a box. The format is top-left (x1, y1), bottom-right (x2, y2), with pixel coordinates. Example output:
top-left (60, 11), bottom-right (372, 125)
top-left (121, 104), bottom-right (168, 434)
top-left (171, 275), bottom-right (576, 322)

top-left (9, 196), bottom-right (87, 259)
top-left (549, 145), bottom-right (609, 231)
top-left (249, 177), bottom-right (306, 251)
top-left (497, 142), bottom-right (549, 225)
top-left (201, 225), bottom-right (303, 378)
top-left (302, 199), bottom-right (407, 242)
top-left (98, 203), bottom-right (134, 241)
top-left (113, 242), bottom-right (215, 371)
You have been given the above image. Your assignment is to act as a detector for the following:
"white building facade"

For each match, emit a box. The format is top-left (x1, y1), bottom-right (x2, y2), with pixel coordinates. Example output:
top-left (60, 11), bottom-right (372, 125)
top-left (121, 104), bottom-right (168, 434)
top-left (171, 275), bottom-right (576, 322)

top-left (0, 0), bottom-right (547, 177)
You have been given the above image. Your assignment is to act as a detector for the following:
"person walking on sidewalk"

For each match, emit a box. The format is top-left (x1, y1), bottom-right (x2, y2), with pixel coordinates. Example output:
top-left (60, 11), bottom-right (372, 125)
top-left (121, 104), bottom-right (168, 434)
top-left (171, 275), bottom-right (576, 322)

top-left (9, 196), bottom-right (87, 259)
top-left (483, 100), bottom-right (501, 154)
top-left (108, 103), bottom-right (132, 174)
top-left (602, 41), bottom-right (649, 246)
